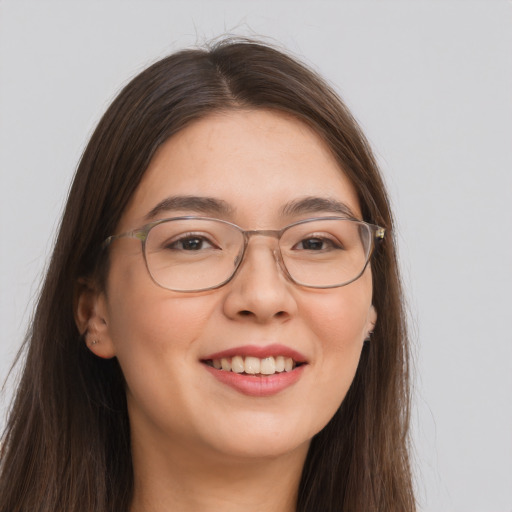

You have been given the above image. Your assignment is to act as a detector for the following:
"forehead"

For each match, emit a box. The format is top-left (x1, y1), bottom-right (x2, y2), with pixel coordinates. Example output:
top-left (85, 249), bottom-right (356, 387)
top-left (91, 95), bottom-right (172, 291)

top-left (119, 109), bottom-right (361, 230)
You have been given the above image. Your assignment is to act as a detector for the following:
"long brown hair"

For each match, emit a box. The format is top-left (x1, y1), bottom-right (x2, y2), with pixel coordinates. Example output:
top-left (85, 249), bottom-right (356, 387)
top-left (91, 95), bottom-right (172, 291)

top-left (0, 39), bottom-right (415, 511)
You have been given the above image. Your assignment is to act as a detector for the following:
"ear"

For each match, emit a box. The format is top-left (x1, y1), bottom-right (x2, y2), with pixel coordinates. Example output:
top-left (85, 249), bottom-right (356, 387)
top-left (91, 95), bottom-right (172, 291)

top-left (74, 277), bottom-right (116, 359)
top-left (364, 304), bottom-right (377, 341)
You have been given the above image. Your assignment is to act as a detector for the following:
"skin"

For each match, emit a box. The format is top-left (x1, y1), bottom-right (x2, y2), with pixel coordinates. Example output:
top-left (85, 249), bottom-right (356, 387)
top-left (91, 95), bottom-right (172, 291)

top-left (77, 109), bottom-right (376, 512)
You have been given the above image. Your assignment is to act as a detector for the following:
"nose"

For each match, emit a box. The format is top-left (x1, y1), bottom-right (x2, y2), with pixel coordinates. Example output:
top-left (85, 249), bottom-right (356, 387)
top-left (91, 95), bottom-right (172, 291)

top-left (222, 238), bottom-right (298, 323)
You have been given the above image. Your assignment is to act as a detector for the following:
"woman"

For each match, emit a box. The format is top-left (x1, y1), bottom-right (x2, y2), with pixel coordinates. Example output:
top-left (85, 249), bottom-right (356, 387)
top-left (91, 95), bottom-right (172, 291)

top-left (0, 39), bottom-right (415, 511)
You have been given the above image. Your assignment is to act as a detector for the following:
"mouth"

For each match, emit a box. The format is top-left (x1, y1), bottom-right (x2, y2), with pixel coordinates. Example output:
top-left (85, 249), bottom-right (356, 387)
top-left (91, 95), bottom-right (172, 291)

top-left (202, 355), bottom-right (305, 376)
top-left (201, 345), bottom-right (307, 396)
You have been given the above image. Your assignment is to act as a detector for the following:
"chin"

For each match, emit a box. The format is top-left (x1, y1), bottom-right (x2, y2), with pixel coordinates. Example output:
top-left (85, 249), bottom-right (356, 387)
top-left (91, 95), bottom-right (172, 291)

top-left (210, 431), bottom-right (311, 462)
top-left (195, 411), bottom-right (325, 462)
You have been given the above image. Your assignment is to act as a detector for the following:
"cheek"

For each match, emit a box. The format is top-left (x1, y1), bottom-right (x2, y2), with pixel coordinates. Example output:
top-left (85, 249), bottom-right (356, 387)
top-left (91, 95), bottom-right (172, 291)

top-left (297, 279), bottom-right (372, 419)
top-left (105, 258), bottom-right (216, 364)
top-left (106, 286), bottom-right (220, 433)
top-left (303, 296), bottom-right (367, 381)
top-left (109, 295), bottom-right (215, 355)
top-left (301, 277), bottom-right (372, 351)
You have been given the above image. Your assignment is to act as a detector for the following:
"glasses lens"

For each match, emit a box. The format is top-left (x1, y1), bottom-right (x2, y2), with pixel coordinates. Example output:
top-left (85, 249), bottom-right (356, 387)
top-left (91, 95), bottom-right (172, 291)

top-left (145, 219), bottom-right (244, 291)
top-left (280, 219), bottom-right (373, 287)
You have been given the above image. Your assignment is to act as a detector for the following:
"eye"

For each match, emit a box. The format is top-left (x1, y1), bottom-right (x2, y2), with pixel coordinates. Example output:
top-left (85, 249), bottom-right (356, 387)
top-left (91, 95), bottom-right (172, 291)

top-left (293, 236), bottom-right (342, 251)
top-left (167, 235), bottom-right (217, 251)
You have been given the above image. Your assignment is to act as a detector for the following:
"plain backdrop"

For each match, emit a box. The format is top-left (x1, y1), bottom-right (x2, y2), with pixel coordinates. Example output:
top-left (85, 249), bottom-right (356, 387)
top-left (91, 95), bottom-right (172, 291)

top-left (1, 1), bottom-right (511, 511)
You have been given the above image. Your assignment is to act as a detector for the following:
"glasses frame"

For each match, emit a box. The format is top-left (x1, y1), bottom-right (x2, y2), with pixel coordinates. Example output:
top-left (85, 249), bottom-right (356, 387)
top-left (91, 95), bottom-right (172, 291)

top-left (102, 216), bottom-right (385, 292)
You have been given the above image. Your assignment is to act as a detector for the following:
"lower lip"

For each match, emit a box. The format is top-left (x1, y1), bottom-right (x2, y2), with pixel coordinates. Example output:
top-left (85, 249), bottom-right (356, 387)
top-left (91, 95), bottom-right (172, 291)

top-left (203, 364), bottom-right (306, 397)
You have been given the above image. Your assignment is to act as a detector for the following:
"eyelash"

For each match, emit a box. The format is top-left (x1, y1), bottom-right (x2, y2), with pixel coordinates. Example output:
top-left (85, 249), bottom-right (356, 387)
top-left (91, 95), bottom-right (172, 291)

top-left (165, 234), bottom-right (217, 251)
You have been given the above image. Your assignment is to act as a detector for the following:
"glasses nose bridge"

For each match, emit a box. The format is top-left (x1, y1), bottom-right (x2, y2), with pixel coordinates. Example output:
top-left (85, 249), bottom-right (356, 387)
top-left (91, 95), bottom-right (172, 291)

top-left (243, 228), bottom-right (281, 241)
top-left (240, 228), bottom-right (284, 268)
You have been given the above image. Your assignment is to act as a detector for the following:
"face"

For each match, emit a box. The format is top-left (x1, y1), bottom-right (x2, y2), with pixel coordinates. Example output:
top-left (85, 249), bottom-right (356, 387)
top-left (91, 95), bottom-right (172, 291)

top-left (85, 110), bottom-right (376, 465)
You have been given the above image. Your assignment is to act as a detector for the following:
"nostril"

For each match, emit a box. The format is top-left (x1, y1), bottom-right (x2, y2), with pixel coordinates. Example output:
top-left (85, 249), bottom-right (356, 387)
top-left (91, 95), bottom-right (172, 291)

top-left (239, 310), bottom-right (252, 317)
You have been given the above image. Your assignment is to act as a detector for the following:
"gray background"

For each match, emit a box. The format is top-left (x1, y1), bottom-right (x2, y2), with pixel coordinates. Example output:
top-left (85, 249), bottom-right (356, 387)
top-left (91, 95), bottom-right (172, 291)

top-left (1, 1), bottom-right (511, 510)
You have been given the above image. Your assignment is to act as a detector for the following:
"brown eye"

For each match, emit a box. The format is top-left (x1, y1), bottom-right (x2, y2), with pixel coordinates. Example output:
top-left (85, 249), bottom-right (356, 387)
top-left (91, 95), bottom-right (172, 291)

top-left (294, 237), bottom-right (342, 251)
top-left (167, 236), bottom-right (216, 251)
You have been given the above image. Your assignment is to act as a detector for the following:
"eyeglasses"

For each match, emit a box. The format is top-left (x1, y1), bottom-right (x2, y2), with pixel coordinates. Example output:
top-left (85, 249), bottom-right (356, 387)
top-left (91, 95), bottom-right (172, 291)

top-left (103, 216), bottom-right (385, 292)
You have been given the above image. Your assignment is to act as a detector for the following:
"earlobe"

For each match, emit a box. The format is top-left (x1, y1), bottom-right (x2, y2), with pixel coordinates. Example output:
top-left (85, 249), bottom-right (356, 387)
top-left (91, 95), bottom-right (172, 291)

top-left (74, 277), bottom-right (116, 359)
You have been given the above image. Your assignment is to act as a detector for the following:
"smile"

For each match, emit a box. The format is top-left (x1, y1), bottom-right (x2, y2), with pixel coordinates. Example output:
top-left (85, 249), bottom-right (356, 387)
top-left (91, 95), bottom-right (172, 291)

top-left (201, 344), bottom-right (308, 396)
top-left (204, 355), bottom-right (301, 375)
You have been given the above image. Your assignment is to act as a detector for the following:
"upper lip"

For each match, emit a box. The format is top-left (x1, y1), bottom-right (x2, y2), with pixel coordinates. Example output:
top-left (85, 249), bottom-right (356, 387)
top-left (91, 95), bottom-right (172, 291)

top-left (202, 344), bottom-right (308, 363)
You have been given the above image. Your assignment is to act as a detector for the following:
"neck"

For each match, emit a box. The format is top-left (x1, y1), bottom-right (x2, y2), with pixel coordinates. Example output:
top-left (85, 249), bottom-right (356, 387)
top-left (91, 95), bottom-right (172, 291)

top-left (129, 433), bottom-right (309, 512)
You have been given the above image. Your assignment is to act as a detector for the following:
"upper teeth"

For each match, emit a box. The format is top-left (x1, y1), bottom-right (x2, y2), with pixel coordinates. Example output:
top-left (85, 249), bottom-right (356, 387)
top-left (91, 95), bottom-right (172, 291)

top-left (211, 355), bottom-right (295, 375)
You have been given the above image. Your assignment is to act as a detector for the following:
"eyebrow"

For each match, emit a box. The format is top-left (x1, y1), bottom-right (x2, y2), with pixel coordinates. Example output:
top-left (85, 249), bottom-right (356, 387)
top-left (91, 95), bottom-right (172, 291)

top-left (280, 196), bottom-right (359, 219)
top-left (144, 194), bottom-right (358, 222)
top-left (144, 195), bottom-right (233, 221)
